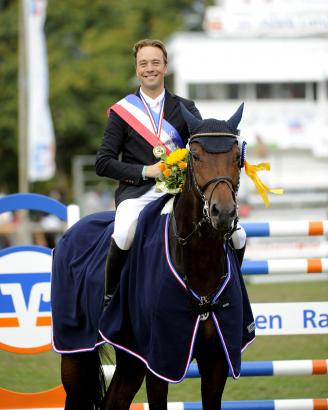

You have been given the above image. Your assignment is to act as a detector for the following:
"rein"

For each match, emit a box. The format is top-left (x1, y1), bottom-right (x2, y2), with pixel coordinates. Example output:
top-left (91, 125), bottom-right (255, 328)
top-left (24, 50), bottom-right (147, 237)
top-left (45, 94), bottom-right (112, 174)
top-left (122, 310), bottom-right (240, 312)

top-left (172, 151), bottom-right (239, 246)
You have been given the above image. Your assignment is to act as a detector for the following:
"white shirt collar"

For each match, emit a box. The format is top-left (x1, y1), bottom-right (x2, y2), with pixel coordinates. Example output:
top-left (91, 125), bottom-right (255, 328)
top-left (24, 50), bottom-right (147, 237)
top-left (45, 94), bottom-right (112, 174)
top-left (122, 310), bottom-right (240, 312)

top-left (139, 88), bottom-right (165, 110)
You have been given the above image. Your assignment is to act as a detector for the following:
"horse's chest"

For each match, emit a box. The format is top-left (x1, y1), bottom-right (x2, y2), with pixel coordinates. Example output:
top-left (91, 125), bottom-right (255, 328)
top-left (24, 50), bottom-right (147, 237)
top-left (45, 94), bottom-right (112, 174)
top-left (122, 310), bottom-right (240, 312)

top-left (198, 319), bottom-right (218, 344)
top-left (194, 319), bottom-right (220, 356)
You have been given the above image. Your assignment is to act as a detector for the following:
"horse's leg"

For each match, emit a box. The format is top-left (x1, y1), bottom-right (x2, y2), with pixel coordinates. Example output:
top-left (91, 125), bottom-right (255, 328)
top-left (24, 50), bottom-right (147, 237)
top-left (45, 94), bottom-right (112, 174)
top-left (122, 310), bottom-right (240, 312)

top-left (194, 323), bottom-right (229, 410)
top-left (103, 348), bottom-right (145, 410)
top-left (145, 369), bottom-right (168, 410)
top-left (61, 350), bottom-right (105, 410)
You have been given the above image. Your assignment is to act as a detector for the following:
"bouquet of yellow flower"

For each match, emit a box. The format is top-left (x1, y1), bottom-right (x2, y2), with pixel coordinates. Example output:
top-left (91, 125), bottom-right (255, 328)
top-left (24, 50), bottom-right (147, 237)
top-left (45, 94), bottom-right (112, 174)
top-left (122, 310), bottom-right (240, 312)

top-left (155, 148), bottom-right (189, 194)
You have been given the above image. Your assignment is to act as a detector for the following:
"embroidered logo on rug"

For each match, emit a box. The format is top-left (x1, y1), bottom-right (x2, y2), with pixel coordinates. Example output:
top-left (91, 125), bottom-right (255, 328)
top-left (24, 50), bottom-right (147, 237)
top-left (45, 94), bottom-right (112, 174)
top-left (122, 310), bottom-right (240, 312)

top-left (247, 321), bottom-right (256, 334)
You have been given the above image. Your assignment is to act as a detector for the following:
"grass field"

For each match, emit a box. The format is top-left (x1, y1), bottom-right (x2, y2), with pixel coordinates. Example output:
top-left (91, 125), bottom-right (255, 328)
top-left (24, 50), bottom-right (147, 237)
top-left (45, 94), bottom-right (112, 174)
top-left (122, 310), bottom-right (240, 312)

top-left (0, 281), bottom-right (327, 403)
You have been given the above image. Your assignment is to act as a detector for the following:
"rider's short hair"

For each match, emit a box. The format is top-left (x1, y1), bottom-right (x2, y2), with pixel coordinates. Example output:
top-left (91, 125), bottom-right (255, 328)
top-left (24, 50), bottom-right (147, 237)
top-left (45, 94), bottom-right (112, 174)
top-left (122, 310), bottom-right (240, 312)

top-left (133, 39), bottom-right (168, 65)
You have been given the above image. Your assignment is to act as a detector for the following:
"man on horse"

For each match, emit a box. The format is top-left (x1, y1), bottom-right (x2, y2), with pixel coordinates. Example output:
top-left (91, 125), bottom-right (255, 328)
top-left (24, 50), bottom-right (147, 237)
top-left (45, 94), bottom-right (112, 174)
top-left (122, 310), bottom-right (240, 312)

top-left (96, 38), bottom-right (248, 305)
top-left (95, 39), bottom-right (202, 303)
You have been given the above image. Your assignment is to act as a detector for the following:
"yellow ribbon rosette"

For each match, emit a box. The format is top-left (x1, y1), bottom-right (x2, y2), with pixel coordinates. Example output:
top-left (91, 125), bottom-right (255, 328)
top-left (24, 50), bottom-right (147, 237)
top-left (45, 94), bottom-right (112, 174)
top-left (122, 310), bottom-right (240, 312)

top-left (244, 160), bottom-right (283, 207)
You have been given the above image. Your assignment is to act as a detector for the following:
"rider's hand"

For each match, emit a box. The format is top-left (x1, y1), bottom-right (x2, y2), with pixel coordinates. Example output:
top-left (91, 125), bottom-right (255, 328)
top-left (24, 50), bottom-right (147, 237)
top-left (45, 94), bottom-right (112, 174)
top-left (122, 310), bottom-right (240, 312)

top-left (145, 162), bottom-right (162, 178)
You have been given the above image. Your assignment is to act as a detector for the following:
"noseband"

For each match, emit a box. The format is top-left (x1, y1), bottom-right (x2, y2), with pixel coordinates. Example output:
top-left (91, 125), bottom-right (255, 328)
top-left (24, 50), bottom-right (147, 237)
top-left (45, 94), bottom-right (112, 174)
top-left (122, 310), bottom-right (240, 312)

top-left (172, 151), bottom-right (239, 246)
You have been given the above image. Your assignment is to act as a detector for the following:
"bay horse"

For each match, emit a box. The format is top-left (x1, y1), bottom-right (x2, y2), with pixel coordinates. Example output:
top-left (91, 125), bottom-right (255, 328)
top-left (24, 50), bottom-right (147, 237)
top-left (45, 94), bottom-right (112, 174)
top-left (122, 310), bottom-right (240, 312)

top-left (99, 102), bottom-right (255, 409)
top-left (51, 103), bottom-right (254, 410)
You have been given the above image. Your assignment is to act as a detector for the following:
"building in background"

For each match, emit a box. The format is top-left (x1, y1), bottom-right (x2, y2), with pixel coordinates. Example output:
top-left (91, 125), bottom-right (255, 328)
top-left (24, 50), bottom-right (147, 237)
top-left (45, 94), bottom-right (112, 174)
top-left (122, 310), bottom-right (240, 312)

top-left (167, 0), bottom-right (328, 197)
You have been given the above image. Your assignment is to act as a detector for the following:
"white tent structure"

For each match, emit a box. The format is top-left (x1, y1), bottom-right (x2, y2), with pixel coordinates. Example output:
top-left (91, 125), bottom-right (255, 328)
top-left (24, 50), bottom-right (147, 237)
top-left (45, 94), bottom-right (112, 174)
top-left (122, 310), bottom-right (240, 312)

top-left (167, 1), bottom-right (328, 160)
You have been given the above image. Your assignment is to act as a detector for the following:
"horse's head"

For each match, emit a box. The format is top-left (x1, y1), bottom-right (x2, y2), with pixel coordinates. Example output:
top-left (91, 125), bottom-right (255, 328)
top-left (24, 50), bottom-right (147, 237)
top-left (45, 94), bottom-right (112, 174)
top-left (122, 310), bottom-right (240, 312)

top-left (181, 103), bottom-right (246, 236)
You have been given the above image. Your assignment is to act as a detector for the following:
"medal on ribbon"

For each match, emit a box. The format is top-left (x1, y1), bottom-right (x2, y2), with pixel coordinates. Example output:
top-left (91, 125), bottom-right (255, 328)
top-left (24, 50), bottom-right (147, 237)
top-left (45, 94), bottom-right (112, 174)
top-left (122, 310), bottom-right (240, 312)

top-left (140, 94), bottom-right (168, 157)
top-left (153, 145), bottom-right (166, 158)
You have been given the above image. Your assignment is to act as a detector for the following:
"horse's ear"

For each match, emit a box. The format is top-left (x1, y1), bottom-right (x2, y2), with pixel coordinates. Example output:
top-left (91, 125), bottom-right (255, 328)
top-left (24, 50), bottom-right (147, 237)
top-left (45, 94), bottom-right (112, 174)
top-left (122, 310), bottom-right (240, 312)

top-left (227, 102), bottom-right (244, 132)
top-left (180, 102), bottom-right (203, 135)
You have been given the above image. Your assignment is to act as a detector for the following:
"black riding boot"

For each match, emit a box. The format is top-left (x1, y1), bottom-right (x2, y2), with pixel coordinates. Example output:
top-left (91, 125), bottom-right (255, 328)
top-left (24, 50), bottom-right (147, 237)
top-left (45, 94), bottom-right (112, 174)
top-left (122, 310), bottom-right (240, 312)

top-left (104, 239), bottom-right (129, 307)
top-left (235, 244), bottom-right (246, 267)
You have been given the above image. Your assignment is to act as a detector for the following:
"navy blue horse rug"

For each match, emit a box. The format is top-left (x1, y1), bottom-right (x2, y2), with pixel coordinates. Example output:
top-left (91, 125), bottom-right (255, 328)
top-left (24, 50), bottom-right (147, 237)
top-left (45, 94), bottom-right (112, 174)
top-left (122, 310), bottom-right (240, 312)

top-left (51, 211), bottom-right (115, 353)
top-left (99, 195), bottom-right (255, 383)
top-left (51, 195), bottom-right (255, 380)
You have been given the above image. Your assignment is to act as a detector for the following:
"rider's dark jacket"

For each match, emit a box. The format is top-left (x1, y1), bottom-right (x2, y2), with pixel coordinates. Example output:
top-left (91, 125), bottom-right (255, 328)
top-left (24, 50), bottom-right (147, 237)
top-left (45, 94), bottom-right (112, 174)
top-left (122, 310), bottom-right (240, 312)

top-left (95, 89), bottom-right (201, 207)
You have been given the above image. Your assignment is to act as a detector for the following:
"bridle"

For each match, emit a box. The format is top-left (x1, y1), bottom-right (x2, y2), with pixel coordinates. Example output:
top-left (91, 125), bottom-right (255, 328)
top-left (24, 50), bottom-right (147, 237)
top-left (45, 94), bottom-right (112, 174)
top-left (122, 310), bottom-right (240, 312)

top-left (171, 145), bottom-right (240, 246)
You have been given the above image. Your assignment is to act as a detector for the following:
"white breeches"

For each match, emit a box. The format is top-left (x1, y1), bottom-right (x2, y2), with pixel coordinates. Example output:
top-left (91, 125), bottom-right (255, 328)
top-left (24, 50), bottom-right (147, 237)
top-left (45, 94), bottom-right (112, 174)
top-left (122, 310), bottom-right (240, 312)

top-left (112, 186), bottom-right (166, 250)
top-left (112, 186), bottom-right (247, 251)
top-left (231, 222), bottom-right (246, 250)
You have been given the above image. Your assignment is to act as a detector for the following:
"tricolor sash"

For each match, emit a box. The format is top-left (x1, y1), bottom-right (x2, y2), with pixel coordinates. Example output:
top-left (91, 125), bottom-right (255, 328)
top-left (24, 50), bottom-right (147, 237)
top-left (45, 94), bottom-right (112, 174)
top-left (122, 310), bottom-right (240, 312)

top-left (108, 94), bottom-right (184, 154)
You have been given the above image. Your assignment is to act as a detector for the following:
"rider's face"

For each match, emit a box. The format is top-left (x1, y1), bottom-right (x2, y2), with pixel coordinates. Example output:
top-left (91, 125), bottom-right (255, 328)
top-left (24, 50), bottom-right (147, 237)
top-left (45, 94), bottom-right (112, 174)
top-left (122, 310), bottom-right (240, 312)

top-left (135, 46), bottom-right (167, 97)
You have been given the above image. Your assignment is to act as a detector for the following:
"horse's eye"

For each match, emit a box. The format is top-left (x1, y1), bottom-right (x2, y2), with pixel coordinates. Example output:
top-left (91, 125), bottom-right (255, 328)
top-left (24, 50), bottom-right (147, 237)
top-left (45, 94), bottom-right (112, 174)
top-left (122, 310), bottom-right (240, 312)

top-left (191, 151), bottom-right (200, 161)
top-left (236, 154), bottom-right (241, 164)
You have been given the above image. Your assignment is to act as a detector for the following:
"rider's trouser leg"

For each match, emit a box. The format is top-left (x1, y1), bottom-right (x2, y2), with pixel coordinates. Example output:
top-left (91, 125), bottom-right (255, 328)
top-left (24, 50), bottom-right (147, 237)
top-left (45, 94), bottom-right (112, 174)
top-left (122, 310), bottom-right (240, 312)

top-left (231, 222), bottom-right (246, 266)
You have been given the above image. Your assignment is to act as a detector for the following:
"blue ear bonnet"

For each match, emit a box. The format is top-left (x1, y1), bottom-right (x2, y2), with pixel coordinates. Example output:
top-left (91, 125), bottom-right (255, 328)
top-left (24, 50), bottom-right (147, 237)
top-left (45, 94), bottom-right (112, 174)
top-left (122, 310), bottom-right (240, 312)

top-left (180, 102), bottom-right (247, 168)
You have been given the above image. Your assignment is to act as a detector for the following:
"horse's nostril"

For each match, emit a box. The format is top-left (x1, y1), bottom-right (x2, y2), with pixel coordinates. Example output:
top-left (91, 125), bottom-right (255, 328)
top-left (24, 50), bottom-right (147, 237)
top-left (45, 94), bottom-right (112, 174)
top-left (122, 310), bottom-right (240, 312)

top-left (211, 203), bottom-right (220, 217)
top-left (211, 204), bottom-right (236, 219)
top-left (229, 207), bottom-right (236, 218)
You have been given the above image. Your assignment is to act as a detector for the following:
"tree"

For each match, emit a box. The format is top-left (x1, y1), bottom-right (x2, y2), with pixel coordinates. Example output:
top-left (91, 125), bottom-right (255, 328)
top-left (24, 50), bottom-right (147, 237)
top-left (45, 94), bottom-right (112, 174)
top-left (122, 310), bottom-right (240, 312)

top-left (0, 1), bottom-right (19, 193)
top-left (0, 0), bottom-right (211, 196)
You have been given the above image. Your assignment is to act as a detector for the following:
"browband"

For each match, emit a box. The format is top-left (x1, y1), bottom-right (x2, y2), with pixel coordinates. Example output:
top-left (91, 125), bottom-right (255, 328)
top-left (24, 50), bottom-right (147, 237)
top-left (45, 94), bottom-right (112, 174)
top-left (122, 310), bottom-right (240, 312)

top-left (188, 133), bottom-right (247, 169)
top-left (190, 132), bottom-right (239, 140)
